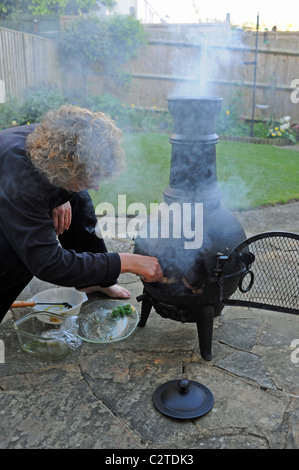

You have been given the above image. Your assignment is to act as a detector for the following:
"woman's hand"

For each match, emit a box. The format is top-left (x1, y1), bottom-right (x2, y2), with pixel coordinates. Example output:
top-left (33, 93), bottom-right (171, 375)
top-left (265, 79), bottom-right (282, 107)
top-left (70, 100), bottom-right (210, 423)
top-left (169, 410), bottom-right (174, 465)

top-left (119, 253), bottom-right (163, 283)
top-left (52, 202), bottom-right (72, 235)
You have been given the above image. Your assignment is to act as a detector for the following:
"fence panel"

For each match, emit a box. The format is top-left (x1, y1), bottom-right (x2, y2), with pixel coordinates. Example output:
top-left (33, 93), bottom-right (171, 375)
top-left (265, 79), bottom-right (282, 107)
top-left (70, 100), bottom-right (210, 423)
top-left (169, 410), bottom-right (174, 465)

top-left (0, 27), bottom-right (59, 100)
top-left (109, 29), bottom-right (299, 123)
top-left (1, 24), bottom-right (298, 124)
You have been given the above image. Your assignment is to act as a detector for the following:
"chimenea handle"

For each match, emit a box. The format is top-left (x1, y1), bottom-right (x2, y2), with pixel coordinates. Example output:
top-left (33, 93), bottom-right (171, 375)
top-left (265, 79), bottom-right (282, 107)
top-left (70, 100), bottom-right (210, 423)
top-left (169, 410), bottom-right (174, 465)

top-left (238, 251), bottom-right (255, 293)
top-left (238, 269), bottom-right (254, 293)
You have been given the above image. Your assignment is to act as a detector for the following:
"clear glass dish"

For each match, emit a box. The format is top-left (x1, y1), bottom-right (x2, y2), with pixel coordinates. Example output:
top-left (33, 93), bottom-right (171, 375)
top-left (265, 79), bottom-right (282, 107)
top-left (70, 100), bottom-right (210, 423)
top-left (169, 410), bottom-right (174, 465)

top-left (13, 312), bottom-right (72, 360)
top-left (76, 300), bottom-right (139, 343)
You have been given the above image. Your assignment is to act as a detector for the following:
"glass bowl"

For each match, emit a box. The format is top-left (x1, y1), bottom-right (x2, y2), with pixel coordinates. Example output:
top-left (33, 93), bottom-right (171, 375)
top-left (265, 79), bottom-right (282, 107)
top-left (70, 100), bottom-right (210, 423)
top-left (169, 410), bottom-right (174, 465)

top-left (13, 312), bottom-right (72, 360)
top-left (77, 300), bottom-right (139, 343)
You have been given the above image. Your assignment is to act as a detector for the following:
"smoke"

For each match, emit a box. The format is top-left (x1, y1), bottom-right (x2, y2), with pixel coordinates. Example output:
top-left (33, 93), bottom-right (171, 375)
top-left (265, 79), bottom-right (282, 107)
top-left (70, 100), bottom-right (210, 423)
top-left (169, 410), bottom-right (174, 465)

top-left (169, 27), bottom-right (246, 98)
top-left (219, 176), bottom-right (253, 211)
top-left (164, 26), bottom-right (254, 211)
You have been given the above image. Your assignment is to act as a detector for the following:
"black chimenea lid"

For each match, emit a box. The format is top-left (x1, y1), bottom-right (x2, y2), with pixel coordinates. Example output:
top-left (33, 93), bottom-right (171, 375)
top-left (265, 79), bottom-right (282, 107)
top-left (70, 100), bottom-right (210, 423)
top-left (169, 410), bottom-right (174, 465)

top-left (153, 379), bottom-right (214, 419)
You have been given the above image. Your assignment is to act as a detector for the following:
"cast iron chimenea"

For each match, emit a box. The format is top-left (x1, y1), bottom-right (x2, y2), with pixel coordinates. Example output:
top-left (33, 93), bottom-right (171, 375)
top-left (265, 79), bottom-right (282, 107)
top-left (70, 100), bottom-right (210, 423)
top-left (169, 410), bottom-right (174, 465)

top-left (133, 96), bottom-right (247, 360)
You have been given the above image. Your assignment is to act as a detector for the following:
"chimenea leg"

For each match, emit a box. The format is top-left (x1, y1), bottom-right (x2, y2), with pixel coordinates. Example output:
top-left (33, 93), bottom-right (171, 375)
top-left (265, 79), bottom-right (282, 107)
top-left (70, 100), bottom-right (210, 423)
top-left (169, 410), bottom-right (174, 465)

top-left (136, 292), bottom-right (153, 327)
top-left (196, 305), bottom-right (214, 361)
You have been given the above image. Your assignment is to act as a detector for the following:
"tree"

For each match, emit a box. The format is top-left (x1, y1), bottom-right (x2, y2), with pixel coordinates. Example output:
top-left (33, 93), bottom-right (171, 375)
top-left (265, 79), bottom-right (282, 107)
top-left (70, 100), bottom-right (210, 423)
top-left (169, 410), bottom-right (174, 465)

top-left (60, 15), bottom-right (146, 94)
top-left (0, 0), bottom-right (116, 19)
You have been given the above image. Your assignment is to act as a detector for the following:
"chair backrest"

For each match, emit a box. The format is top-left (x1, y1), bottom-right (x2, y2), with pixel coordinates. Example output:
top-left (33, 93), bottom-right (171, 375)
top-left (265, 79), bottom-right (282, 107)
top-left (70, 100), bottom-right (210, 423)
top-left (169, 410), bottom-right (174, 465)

top-left (219, 231), bottom-right (299, 315)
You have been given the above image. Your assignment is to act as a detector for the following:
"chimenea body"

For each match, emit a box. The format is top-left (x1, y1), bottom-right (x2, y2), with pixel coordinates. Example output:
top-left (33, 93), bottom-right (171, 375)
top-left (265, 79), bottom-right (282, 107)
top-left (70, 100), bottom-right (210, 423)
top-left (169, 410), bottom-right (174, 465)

top-left (133, 96), bottom-right (247, 360)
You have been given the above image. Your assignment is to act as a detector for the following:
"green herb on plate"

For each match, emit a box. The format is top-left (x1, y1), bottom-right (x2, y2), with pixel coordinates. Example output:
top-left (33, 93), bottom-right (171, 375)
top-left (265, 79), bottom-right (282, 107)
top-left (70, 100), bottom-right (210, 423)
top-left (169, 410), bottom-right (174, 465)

top-left (110, 304), bottom-right (134, 319)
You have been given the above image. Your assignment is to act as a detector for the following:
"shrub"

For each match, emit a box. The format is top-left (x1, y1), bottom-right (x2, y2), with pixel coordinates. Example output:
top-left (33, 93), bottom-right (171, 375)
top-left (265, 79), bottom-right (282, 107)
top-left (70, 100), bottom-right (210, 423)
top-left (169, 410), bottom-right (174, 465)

top-left (291, 124), bottom-right (299, 141)
top-left (267, 116), bottom-right (297, 143)
top-left (20, 84), bottom-right (67, 122)
top-left (0, 84), bottom-right (67, 128)
top-left (85, 92), bottom-right (172, 131)
top-left (60, 15), bottom-right (146, 89)
top-left (252, 122), bottom-right (268, 138)
top-left (0, 87), bottom-right (172, 132)
top-left (215, 91), bottom-right (249, 136)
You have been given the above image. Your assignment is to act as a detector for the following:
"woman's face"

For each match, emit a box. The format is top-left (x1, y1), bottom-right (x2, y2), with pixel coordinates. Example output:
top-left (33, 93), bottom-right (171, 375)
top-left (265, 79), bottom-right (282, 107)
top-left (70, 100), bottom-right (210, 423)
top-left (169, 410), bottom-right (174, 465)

top-left (65, 179), bottom-right (100, 192)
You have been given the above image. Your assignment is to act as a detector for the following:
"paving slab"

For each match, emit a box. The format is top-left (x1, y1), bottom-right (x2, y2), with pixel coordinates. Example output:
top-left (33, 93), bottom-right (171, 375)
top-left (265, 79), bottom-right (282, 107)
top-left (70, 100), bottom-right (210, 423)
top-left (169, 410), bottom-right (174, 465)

top-left (0, 202), bottom-right (299, 450)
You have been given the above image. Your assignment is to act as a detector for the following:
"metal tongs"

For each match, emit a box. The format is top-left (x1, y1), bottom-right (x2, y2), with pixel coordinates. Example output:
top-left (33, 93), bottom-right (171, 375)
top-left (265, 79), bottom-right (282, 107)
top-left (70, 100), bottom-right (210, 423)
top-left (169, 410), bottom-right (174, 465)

top-left (10, 300), bottom-right (73, 309)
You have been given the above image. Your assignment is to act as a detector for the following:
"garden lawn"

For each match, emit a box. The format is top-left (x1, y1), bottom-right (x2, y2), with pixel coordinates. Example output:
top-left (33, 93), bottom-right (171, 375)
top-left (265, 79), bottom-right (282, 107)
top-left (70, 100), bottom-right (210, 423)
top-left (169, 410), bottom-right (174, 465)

top-left (89, 132), bottom-right (299, 213)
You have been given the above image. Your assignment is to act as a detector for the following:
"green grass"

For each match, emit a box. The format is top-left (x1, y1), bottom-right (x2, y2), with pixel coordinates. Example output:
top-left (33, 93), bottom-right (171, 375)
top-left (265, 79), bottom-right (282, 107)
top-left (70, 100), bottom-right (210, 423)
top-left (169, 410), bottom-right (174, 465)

top-left (217, 141), bottom-right (299, 209)
top-left (89, 132), bottom-right (299, 213)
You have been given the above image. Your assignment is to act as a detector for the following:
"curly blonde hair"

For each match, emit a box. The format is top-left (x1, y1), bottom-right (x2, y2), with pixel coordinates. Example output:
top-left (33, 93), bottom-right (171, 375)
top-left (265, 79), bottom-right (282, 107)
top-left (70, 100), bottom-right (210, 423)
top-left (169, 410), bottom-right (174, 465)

top-left (26, 104), bottom-right (125, 188)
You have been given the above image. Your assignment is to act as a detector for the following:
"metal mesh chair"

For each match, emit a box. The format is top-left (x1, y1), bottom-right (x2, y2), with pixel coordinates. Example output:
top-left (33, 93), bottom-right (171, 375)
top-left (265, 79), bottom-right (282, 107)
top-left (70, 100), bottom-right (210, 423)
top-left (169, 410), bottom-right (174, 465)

top-left (219, 231), bottom-right (299, 315)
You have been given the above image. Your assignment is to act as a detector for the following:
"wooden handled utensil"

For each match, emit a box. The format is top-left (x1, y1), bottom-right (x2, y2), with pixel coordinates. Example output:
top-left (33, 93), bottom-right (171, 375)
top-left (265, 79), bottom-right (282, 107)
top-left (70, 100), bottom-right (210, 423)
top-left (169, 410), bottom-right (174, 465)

top-left (10, 301), bottom-right (73, 309)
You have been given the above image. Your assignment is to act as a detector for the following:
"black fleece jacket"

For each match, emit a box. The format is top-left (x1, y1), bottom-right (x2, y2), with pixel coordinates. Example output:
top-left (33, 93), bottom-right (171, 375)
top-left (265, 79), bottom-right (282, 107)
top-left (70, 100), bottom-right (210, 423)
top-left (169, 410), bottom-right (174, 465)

top-left (0, 124), bottom-right (121, 287)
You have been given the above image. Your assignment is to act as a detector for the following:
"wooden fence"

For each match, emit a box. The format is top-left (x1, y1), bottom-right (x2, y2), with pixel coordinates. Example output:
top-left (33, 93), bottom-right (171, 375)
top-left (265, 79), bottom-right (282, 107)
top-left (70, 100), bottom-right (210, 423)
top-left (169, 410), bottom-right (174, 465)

top-left (0, 27), bottom-right (60, 100)
top-left (122, 29), bottom-right (299, 122)
top-left (1, 22), bottom-right (299, 124)
top-left (85, 26), bottom-right (299, 123)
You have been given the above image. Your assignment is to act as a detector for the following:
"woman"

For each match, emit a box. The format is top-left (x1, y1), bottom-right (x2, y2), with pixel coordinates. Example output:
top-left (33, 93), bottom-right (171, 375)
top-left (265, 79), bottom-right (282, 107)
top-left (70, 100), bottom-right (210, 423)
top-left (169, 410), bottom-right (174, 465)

top-left (0, 104), bottom-right (162, 322)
